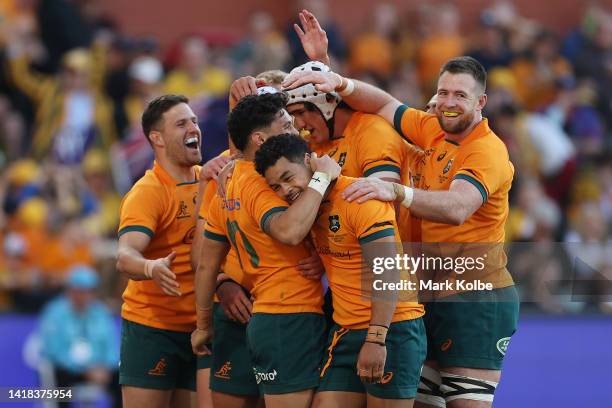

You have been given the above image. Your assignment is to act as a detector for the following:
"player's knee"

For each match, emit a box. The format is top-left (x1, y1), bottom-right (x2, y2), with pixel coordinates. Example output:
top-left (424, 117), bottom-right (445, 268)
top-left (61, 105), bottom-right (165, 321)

top-left (416, 365), bottom-right (445, 408)
top-left (439, 371), bottom-right (497, 405)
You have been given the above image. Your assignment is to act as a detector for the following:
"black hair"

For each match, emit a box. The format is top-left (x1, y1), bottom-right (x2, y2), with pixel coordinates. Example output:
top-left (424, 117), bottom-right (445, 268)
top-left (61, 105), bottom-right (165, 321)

top-left (227, 93), bottom-right (289, 151)
top-left (255, 134), bottom-right (310, 176)
top-left (439, 56), bottom-right (487, 92)
top-left (141, 94), bottom-right (189, 141)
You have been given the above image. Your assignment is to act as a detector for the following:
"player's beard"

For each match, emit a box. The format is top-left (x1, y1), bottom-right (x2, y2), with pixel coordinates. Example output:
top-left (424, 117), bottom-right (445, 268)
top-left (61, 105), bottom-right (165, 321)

top-left (436, 109), bottom-right (475, 135)
top-left (169, 138), bottom-right (201, 167)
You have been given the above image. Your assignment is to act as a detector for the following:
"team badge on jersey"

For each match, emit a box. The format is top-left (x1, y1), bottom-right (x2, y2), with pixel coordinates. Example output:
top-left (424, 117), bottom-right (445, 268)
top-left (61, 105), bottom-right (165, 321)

top-left (329, 215), bottom-right (341, 232)
top-left (177, 200), bottom-right (191, 219)
top-left (337, 152), bottom-right (347, 167)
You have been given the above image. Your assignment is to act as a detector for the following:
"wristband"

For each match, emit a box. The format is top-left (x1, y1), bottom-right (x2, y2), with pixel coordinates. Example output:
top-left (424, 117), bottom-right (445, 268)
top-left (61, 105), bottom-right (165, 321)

top-left (144, 259), bottom-right (155, 279)
top-left (196, 304), bottom-right (213, 330)
top-left (401, 186), bottom-right (414, 208)
top-left (365, 324), bottom-right (388, 345)
top-left (308, 171), bottom-right (331, 197)
top-left (338, 78), bottom-right (355, 97)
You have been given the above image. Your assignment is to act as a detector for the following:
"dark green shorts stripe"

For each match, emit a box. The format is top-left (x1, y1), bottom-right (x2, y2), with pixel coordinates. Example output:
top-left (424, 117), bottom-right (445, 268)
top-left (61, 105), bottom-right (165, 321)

top-left (118, 225), bottom-right (154, 238)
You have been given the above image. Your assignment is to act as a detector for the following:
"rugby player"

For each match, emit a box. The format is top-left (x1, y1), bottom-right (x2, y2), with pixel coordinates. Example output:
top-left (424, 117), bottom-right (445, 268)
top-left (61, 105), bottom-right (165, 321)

top-left (191, 94), bottom-right (341, 408)
top-left (255, 134), bottom-right (426, 408)
top-left (116, 94), bottom-right (228, 408)
top-left (283, 56), bottom-right (519, 408)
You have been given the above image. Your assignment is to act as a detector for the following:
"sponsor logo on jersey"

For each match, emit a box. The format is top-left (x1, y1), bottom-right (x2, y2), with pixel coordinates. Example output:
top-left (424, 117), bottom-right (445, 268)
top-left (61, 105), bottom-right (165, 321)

top-left (443, 159), bottom-right (454, 174)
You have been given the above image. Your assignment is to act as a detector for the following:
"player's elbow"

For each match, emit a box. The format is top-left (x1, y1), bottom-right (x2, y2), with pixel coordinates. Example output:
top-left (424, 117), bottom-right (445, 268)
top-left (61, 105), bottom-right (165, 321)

top-left (446, 209), bottom-right (468, 226)
top-left (273, 227), bottom-right (305, 246)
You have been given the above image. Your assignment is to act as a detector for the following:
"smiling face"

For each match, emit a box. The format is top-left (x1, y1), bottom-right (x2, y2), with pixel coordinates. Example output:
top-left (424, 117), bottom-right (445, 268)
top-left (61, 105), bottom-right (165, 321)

top-left (286, 102), bottom-right (330, 144)
top-left (435, 72), bottom-right (486, 136)
top-left (263, 156), bottom-right (312, 203)
top-left (153, 102), bottom-right (202, 166)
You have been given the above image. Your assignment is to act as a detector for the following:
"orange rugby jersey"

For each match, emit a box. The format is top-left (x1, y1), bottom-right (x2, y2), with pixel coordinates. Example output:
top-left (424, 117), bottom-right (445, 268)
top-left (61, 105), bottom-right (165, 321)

top-left (118, 161), bottom-right (200, 332)
top-left (204, 160), bottom-right (323, 314)
top-left (393, 106), bottom-right (514, 288)
top-left (313, 176), bottom-right (424, 329)
top-left (199, 179), bottom-right (250, 290)
top-left (309, 111), bottom-right (423, 242)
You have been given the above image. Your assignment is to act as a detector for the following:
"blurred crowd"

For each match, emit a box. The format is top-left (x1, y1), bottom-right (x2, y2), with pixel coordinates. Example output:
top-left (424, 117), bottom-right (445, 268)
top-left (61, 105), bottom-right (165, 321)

top-left (0, 0), bottom-right (610, 315)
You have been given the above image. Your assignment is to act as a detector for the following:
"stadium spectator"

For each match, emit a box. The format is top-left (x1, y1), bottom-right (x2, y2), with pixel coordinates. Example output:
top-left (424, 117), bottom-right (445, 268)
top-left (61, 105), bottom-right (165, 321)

top-left (39, 265), bottom-right (121, 407)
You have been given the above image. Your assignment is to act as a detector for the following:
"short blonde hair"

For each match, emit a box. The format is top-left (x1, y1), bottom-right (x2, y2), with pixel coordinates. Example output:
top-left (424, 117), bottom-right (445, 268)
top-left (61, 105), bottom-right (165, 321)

top-left (255, 70), bottom-right (288, 87)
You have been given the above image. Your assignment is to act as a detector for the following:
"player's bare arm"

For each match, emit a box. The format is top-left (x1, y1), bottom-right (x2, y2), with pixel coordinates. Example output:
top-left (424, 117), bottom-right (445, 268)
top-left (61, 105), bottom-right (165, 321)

top-left (191, 236), bottom-right (230, 356)
top-left (264, 153), bottom-right (341, 245)
top-left (191, 154), bottom-right (232, 270)
top-left (342, 177), bottom-right (483, 226)
top-left (357, 235), bottom-right (399, 384)
top-left (117, 232), bottom-right (181, 296)
top-left (282, 70), bottom-right (401, 126)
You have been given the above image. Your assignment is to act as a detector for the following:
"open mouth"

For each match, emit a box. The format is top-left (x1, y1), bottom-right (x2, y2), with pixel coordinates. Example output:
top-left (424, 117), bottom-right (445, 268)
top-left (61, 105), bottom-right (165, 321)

top-left (184, 137), bottom-right (199, 149)
top-left (289, 190), bottom-right (301, 202)
top-left (442, 111), bottom-right (460, 118)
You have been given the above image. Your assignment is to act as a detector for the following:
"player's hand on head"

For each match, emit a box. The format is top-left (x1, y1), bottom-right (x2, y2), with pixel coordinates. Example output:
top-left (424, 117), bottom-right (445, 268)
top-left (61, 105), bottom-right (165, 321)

top-left (294, 9), bottom-right (329, 64)
top-left (282, 70), bottom-right (340, 93)
top-left (216, 280), bottom-right (253, 323)
top-left (298, 240), bottom-right (325, 280)
top-left (216, 159), bottom-right (236, 198)
top-left (191, 328), bottom-right (212, 356)
top-left (230, 76), bottom-right (258, 106)
top-left (201, 154), bottom-right (232, 182)
top-left (342, 177), bottom-right (396, 204)
top-left (151, 252), bottom-right (182, 296)
top-left (309, 153), bottom-right (341, 180)
top-left (356, 342), bottom-right (387, 384)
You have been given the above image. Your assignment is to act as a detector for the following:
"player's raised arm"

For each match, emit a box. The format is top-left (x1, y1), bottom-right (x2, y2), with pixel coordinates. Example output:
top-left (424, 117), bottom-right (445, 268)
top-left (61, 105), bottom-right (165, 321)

top-left (282, 70), bottom-right (402, 127)
top-left (294, 9), bottom-right (331, 66)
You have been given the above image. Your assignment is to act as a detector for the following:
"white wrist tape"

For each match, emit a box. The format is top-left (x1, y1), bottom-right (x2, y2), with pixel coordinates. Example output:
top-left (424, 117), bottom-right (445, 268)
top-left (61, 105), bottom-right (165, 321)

top-left (402, 186), bottom-right (414, 208)
top-left (338, 79), bottom-right (355, 97)
top-left (144, 259), bottom-right (155, 279)
top-left (308, 171), bottom-right (331, 196)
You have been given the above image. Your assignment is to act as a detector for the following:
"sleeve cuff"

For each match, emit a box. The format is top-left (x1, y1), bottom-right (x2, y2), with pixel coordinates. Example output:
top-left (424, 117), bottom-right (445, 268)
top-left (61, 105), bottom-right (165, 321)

top-left (358, 227), bottom-right (396, 244)
top-left (204, 230), bottom-right (229, 243)
top-left (118, 225), bottom-right (154, 238)
top-left (454, 173), bottom-right (488, 204)
top-left (364, 164), bottom-right (401, 178)
top-left (259, 206), bottom-right (288, 230)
